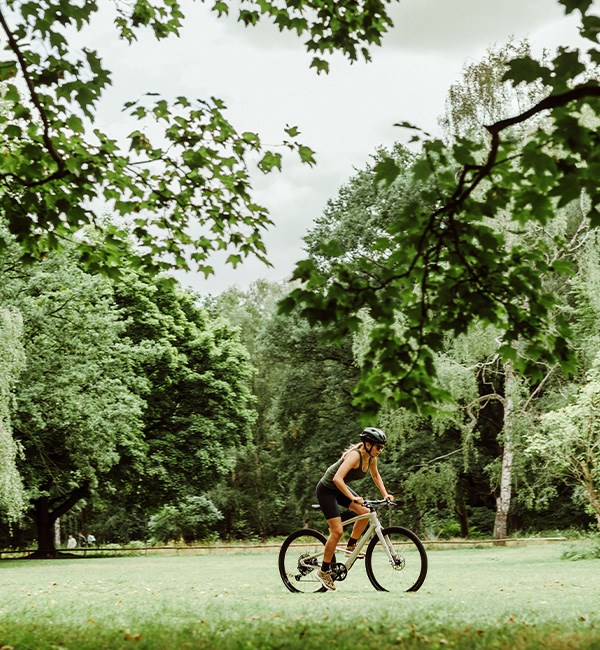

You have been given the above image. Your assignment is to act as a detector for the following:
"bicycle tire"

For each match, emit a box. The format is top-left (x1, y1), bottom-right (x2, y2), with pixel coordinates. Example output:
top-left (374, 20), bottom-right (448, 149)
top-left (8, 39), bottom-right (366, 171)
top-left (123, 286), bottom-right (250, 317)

top-left (278, 528), bottom-right (328, 593)
top-left (365, 526), bottom-right (427, 592)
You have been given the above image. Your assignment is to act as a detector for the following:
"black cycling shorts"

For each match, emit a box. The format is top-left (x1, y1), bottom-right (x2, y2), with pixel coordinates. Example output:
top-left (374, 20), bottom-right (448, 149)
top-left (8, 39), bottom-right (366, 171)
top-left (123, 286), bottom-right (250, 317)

top-left (315, 480), bottom-right (358, 520)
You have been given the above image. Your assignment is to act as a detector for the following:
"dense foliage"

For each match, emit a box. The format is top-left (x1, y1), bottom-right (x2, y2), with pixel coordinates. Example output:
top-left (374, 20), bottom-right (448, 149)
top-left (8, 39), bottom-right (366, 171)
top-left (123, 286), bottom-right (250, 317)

top-left (0, 306), bottom-right (24, 522)
top-left (0, 235), bottom-right (255, 554)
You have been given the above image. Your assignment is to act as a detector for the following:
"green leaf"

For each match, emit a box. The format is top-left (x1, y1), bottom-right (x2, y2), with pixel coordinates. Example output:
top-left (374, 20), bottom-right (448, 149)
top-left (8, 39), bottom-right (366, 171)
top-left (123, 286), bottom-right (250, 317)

top-left (558, 0), bottom-right (593, 14)
top-left (258, 151), bottom-right (282, 173)
top-left (241, 131), bottom-right (260, 147)
top-left (212, 1), bottom-right (229, 17)
top-left (581, 14), bottom-right (600, 41)
top-left (452, 141), bottom-right (477, 166)
top-left (298, 145), bottom-right (316, 166)
top-left (503, 56), bottom-right (552, 84)
top-left (309, 57), bottom-right (329, 74)
top-left (373, 157), bottom-right (400, 186)
top-left (588, 206), bottom-right (600, 228)
top-left (76, 86), bottom-right (96, 112)
top-left (3, 124), bottom-right (22, 138)
top-left (0, 60), bottom-right (18, 80)
top-left (412, 157), bottom-right (433, 182)
top-left (226, 253), bottom-right (243, 267)
top-left (284, 125), bottom-right (300, 137)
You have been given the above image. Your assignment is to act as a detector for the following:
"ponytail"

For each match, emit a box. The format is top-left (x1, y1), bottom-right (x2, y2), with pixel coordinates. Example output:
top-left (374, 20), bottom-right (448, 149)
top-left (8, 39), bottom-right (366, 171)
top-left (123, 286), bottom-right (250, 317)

top-left (341, 442), bottom-right (363, 459)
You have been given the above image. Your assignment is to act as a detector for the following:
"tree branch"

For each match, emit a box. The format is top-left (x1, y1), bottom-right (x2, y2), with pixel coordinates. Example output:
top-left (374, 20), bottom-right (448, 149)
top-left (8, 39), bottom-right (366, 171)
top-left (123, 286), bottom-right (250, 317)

top-left (50, 482), bottom-right (91, 520)
top-left (0, 8), bottom-right (66, 176)
top-left (485, 84), bottom-right (600, 136)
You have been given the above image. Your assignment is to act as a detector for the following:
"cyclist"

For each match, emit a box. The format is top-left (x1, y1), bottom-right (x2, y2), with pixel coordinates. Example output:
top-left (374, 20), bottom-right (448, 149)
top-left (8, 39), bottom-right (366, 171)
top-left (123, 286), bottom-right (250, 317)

top-left (315, 427), bottom-right (393, 591)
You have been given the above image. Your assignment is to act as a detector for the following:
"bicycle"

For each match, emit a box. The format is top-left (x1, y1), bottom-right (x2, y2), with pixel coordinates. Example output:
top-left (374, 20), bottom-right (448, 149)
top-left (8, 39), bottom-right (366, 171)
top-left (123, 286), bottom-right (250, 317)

top-left (278, 498), bottom-right (427, 593)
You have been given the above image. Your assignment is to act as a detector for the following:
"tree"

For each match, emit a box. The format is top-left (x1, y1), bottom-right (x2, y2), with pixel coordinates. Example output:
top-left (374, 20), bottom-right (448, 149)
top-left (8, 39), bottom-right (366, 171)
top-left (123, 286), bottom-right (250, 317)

top-left (527, 354), bottom-right (600, 529)
top-left (0, 306), bottom-right (25, 523)
top-left (81, 272), bottom-right (257, 543)
top-left (206, 280), bottom-right (362, 537)
top-left (0, 245), bottom-right (146, 557)
top-left (0, 0), bottom-right (394, 275)
top-left (148, 496), bottom-right (223, 544)
top-left (282, 0), bottom-right (600, 417)
top-left (203, 281), bottom-right (291, 538)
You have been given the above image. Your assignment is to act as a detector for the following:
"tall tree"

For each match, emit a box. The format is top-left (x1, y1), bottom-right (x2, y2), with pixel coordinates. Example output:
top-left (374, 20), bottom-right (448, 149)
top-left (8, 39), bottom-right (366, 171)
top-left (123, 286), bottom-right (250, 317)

top-left (204, 281), bottom-right (290, 538)
top-left (207, 280), bottom-right (362, 536)
top-left (0, 245), bottom-right (146, 557)
top-left (87, 272), bottom-right (257, 543)
top-left (528, 354), bottom-right (600, 529)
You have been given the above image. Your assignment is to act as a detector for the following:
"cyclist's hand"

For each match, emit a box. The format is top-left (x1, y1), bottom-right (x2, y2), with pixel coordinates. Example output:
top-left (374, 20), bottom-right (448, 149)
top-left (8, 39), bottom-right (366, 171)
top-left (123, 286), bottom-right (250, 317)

top-left (385, 494), bottom-right (395, 502)
top-left (352, 496), bottom-right (364, 506)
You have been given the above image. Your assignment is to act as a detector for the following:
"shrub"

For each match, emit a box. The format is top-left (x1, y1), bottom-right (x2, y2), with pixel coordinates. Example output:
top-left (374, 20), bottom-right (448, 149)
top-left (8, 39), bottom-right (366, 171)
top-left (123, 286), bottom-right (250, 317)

top-left (148, 496), bottom-right (223, 543)
top-left (561, 538), bottom-right (600, 561)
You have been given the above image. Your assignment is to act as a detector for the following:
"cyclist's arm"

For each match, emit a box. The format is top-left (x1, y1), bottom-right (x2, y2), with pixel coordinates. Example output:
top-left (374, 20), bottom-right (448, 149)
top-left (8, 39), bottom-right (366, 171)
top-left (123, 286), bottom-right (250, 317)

top-left (370, 459), bottom-right (394, 501)
top-left (332, 451), bottom-right (362, 502)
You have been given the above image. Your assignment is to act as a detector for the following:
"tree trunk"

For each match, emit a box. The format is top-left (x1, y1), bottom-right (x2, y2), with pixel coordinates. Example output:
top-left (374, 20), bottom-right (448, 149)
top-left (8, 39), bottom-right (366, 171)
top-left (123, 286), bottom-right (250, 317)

top-left (455, 502), bottom-right (469, 538)
top-left (580, 463), bottom-right (600, 531)
top-left (32, 496), bottom-right (58, 558)
top-left (494, 361), bottom-right (515, 545)
top-left (27, 484), bottom-right (90, 558)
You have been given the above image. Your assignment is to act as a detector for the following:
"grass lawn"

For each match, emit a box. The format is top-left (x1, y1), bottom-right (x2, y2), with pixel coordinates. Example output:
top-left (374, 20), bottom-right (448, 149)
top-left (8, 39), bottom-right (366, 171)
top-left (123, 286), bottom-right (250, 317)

top-left (0, 542), bottom-right (599, 649)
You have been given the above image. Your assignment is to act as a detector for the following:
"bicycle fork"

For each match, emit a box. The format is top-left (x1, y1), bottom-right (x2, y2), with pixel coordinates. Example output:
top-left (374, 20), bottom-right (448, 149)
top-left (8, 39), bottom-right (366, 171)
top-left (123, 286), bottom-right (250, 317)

top-left (375, 525), bottom-right (402, 567)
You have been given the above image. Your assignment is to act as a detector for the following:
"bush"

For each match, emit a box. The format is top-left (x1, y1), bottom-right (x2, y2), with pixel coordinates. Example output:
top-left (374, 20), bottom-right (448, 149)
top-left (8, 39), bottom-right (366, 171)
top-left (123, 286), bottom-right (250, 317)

top-left (148, 496), bottom-right (223, 543)
top-left (561, 538), bottom-right (600, 561)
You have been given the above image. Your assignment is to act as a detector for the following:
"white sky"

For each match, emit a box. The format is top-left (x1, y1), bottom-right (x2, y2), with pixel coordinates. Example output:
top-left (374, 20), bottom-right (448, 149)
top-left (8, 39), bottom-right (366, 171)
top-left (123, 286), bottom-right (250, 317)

top-left (89, 0), bottom-right (584, 296)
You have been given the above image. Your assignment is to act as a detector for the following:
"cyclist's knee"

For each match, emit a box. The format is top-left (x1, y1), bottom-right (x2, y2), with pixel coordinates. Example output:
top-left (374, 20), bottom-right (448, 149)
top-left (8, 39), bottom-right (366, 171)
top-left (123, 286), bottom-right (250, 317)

top-left (328, 522), bottom-right (343, 539)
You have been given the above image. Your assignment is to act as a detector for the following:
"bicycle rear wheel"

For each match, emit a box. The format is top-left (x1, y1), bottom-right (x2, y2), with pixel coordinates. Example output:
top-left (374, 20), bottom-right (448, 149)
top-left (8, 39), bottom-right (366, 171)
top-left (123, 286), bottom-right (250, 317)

top-left (279, 528), bottom-right (328, 593)
top-left (365, 526), bottom-right (427, 592)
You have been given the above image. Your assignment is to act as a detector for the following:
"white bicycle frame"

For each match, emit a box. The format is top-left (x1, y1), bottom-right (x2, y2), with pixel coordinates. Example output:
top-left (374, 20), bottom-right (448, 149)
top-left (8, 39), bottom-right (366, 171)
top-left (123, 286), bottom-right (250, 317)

top-left (301, 505), bottom-right (398, 573)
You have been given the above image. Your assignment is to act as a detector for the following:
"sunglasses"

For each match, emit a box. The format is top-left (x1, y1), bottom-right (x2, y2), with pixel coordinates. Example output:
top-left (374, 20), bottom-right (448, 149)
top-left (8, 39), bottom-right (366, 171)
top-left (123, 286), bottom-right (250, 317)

top-left (373, 444), bottom-right (384, 451)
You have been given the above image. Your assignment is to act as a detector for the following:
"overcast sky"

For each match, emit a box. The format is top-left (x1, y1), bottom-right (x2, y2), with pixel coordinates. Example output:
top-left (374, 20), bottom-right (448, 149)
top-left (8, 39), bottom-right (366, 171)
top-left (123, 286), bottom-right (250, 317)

top-left (90, 0), bottom-right (583, 296)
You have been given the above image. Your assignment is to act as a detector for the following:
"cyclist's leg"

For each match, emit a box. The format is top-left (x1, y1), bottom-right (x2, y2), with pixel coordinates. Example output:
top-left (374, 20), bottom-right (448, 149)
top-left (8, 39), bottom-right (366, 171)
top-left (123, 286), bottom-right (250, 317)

top-left (323, 516), bottom-right (343, 563)
top-left (346, 488), bottom-right (369, 547)
top-left (316, 482), bottom-right (345, 563)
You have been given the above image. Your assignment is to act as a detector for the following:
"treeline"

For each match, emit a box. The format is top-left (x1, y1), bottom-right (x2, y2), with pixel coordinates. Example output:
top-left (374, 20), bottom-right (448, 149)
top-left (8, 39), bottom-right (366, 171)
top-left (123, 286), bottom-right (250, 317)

top-left (1, 217), bottom-right (598, 552)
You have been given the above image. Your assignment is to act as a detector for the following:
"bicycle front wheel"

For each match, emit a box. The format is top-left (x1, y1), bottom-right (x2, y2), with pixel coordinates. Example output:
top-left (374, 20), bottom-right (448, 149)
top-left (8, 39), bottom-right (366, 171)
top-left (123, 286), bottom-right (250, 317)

top-left (365, 526), bottom-right (427, 592)
top-left (279, 528), bottom-right (327, 593)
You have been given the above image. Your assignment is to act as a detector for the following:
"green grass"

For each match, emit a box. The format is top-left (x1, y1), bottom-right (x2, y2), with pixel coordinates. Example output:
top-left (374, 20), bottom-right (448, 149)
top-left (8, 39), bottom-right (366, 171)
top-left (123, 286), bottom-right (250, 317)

top-left (0, 543), bottom-right (599, 649)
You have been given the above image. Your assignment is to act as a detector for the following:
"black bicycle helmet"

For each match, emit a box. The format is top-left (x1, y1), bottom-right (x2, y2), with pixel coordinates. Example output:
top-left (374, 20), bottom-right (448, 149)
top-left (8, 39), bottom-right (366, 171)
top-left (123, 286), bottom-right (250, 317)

top-left (360, 427), bottom-right (387, 446)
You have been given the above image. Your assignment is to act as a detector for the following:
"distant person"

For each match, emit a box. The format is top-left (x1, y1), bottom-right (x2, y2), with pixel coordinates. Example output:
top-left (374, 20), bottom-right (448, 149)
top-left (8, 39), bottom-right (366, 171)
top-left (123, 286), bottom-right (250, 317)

top-left (66, 534), bottom-right (77, 550)
top-left (86, 532), bottom-right (96, 546)
top-left (78, 531), bottom-right (87, 547)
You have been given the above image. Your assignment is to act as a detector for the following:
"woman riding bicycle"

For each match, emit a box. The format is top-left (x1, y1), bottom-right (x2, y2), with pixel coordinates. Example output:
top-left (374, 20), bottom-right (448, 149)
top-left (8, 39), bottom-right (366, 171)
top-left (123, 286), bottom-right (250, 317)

top-left (315, 427), bottom-right (393, 591)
